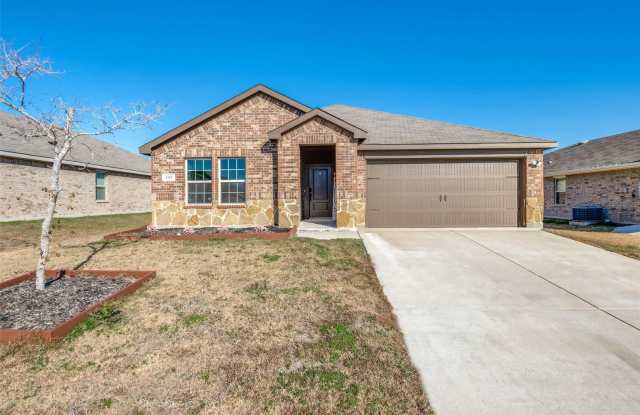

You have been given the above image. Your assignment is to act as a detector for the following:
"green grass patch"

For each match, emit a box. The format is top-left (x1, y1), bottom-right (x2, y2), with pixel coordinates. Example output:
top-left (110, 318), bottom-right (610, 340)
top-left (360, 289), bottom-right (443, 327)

top-left (182, 314), bottom-right (207, 327)
top-left (273, 322), bottom-right (362, 411)
top-left (262, 253), bottom-right (281, 262)
top-left (244, 280), bottom-right (269, 300)
top-left (276, 368), bottom-right (359, 410)
top-left (312, 242), bottom-right (331, 260)
top-left (66, 304), bottom-right (122, 341)
top-left (543, 218), bottom-right (570, 224)
top-left (98, 398), bottom-right (113, 409)
top-left (31, 353), bottom-right (49, 371)
top-left (320, 323), bottom-right (356, 355)
top-left (159, 323), bottom-right (178, 334)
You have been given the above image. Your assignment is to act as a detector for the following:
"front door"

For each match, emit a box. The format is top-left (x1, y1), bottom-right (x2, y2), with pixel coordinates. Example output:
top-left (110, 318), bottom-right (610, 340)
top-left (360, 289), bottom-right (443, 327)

top-left (308, 166), bottom-right (332, 217)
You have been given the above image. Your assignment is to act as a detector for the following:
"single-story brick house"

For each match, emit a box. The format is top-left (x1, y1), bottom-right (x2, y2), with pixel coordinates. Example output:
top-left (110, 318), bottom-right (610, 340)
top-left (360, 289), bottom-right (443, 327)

top-left (0, 111), bottom-right (151, 221)
top-left (544, 130), bottom-right (640, 224)
top-left (139, 84), bottom-right (556, 229)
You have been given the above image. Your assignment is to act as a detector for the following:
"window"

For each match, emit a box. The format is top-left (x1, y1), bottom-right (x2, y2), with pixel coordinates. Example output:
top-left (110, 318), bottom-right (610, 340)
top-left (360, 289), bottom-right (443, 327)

top-left (219, 158), bottom-right (246, 204)
top-left (186, 159), bottom-right (212, 204)
top-left (96, 172), bottom-right (107, 201)
top-left (554, 178), bottom-right (566, 205)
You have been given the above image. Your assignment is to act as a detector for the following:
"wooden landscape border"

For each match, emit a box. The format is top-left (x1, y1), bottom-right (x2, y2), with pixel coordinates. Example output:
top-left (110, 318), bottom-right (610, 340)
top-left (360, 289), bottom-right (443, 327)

top-left (0, 269), bottom-right (156, 344)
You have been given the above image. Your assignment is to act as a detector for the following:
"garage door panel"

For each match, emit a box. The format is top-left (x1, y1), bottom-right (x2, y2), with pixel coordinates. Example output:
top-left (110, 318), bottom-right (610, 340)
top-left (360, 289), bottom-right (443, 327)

top-left (366, 160), bottom-right (519, 228)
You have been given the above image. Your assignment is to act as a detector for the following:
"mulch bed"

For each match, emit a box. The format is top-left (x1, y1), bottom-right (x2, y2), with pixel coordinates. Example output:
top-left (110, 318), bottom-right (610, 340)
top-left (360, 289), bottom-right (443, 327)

top-left (0, 276), bottom-right (132, 330)
top-left (154, 226), bottom-right (290, 236)
top-left (0, 269), bottom-right (156, 343)
top-left (105, 226), bottom-right (296, 241)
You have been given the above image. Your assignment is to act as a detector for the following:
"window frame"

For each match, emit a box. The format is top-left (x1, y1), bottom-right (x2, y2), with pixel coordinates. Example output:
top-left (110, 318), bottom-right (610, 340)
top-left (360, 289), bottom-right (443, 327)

top-left (218, 157), bottom-right (246, 205)
top-left (184, 158), bottom-right (213, 206)
top-left (95, 171), bottom-right (108, 202)
top-left (554, 177), bottom-right (567, 205)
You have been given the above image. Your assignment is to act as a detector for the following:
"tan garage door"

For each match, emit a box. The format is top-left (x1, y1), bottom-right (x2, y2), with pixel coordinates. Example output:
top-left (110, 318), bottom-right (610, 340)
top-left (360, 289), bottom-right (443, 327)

top-left (366, 159), bottom-right (520, 227)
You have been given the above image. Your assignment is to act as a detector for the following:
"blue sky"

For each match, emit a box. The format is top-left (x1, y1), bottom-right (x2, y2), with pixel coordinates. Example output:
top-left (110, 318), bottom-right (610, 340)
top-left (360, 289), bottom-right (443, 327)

top-left (1, 1), bottom-right (639, 153)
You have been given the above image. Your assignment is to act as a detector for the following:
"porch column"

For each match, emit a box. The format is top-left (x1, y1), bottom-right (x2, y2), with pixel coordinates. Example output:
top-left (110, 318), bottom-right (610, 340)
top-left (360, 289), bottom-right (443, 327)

top-left (276, 141), bottom-right (301, 227)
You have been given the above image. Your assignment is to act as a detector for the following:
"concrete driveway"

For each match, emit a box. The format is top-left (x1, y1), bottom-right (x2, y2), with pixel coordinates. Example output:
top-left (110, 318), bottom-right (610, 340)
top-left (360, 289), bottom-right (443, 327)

top-left (360, 229), bottom-right (640, 415)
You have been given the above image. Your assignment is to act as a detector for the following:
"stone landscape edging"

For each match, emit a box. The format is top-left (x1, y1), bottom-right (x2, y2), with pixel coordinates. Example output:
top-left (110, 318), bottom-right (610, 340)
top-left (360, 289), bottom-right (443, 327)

top-left (0, 269), bottom-right (156, 344)
top-left (103, 226), bottom-right (296, 241)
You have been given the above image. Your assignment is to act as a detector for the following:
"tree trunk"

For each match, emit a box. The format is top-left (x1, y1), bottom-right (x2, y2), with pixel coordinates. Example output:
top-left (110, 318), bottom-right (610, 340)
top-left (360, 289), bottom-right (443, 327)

top-left (35, 141), bottom-right (71, 290)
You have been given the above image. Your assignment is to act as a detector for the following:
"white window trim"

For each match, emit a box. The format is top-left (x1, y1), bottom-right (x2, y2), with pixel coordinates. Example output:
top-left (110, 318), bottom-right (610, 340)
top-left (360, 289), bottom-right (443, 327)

top-left (96, 171), bottom-right (108, 202)
top-left (184, 158), bottom-right (213, 205)
top-left (554, 177), bottom-right (566, 205)
top-left (218, 157), bottom-right (246, 205)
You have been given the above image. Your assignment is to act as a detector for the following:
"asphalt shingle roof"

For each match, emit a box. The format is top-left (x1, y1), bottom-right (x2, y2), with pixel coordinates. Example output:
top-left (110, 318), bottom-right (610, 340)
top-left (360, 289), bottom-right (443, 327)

top-left (323, 104), bottom-right (554, 146)
top-left (544, 130), bottom-right (640, 176)
top-left (0, 111), bottom-right (150, 175)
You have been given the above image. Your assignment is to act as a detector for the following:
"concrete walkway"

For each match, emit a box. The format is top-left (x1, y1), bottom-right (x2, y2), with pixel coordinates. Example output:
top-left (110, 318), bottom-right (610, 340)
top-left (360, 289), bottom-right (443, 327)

top-left (361, 229), bottom-right (640, 415)
top-left (296, 219), bottom-right (360, 240)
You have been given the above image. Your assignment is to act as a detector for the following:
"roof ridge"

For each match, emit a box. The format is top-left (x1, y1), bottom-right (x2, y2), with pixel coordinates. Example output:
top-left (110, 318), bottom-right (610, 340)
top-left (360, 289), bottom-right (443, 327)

top-left (546, 129), bottom-right (640, 157)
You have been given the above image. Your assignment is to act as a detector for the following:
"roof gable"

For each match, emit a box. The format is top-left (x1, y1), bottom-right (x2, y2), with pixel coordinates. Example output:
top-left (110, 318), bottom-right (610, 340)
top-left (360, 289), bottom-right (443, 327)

top-left (139, 84), bottom-right (311, 155)
top-left (545, 130), bottom-right (640, 176)
top-left (267, 109), bottom-right (367, 140)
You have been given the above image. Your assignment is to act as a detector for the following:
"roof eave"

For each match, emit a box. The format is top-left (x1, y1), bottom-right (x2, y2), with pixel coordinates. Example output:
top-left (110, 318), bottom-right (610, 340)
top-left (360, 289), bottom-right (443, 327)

top-left (0, 150), bottom-right (151, 176)
top-left (359, 142), bottom-right (558, 151)
top-left (139, 84), bottom-right (312, 155)
top-left (544, 161), bottom-right (640, 177)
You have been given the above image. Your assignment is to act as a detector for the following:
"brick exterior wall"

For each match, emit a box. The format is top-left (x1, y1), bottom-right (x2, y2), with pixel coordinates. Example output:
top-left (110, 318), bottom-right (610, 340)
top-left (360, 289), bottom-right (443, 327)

top-left (0, 156), bottom-right (150, 221)
top-left (278, 117), bottom-right (366, 228)
top-left (148, 91), bottom-right (546, 229)
top-left (544, 168), bottom-right (640, 224)
top-left (526, 149), bottom-right (545, 227)
top-left (150, 92), bottom-right (302, 227)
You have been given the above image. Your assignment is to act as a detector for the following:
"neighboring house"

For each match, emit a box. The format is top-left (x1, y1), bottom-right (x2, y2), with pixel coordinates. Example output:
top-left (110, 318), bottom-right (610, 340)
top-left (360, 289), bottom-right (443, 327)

top-left (544, 130), bottom-right (640, 224)
top-left (139, 84), bottom-right (556, 229)
top-left (0, 112), bottom-right (151, 221)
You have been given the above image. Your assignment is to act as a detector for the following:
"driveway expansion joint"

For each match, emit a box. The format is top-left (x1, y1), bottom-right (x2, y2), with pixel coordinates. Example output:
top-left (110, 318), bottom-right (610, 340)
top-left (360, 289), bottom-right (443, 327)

top-left (453, 230), bottom-right (640, 333)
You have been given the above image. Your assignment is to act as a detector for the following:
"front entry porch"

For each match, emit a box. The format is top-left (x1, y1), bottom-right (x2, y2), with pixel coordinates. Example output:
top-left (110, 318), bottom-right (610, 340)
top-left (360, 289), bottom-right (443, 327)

top-left (300, 146), bottom-right (335, 221)
top-left (296, 217), bottom-right (361, 239)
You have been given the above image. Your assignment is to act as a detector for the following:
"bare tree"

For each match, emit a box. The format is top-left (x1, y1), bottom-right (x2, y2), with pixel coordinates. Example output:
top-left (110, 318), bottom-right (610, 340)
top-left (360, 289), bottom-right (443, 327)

top-left (0, 41), bottom-right (163, 290)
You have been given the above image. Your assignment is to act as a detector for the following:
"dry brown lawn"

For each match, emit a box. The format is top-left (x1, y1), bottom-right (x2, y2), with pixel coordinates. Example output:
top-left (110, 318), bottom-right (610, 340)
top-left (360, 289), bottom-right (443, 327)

top-left (0, 213), bottom-right (151, 257)
top-left (0, 214), bottom-right (429, 414)
top-left (545, 224), bottom-right (640, 260)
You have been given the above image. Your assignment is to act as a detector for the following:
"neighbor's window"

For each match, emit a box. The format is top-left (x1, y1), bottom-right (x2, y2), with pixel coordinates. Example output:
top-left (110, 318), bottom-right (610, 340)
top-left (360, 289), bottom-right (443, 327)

top-left (96, 172), bottom-right (107, 201)
top-left (554, 178), bottom-right (566, 205)
top-left (219, 158), bottom-right (246, 204)
top-left (186, 159), bottom-right (212, 204)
